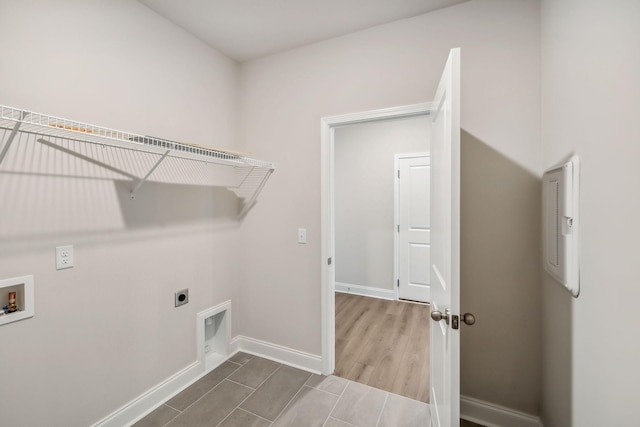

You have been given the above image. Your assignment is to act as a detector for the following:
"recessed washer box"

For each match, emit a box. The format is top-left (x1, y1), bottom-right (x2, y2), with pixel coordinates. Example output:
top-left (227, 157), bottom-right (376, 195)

top-left (0, 275), bottom-right (34, 326)
top-left (175, 289), bottom-right (189, 307)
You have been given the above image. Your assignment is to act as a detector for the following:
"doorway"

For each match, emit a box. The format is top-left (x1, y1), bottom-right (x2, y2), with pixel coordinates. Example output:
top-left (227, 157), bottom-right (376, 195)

top-left (320, 102), bottom-right (432, 387)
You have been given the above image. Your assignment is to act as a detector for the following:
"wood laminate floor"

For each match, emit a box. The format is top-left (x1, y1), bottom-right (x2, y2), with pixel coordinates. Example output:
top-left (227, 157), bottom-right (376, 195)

top-left (334, 293), bottom-right (431, 403)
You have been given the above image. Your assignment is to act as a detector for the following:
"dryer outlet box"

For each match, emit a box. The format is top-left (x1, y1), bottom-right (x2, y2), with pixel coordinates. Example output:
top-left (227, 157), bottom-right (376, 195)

top-left (175, 289), bottom-right (189, 307)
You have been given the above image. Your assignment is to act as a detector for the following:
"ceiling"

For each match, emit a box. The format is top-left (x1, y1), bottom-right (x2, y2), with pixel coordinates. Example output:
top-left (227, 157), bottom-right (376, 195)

top-left (138, 0), bottom-right (468, 62)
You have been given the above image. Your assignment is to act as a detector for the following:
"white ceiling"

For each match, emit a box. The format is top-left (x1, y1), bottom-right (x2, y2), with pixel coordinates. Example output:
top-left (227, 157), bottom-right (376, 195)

top-left (139, 0), bottom-right (468, 62)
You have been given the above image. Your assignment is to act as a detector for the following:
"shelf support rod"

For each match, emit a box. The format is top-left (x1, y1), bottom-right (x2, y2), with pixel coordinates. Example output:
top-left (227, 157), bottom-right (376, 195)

top-left (130, 149), bottom-right (171, 199)
top-left (239, 168), bottom-right (274, 217)
top-left (37, 138), bottom-right (139, 180)
top-left (0, 111), bottom-right (29, 168)
top-left (235, 166), bottom-right (256, 189)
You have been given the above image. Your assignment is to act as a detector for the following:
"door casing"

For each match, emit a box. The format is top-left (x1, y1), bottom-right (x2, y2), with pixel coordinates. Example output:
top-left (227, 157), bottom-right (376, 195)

top-left (320, 102), bottom-right (432, 375)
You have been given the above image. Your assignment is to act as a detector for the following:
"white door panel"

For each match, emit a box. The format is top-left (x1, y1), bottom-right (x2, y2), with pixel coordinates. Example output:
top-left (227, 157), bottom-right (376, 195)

top-left (409, 244), bottom-right (430, 285)
top-left (429, 47), bottom-right (461, 427)
top-left (397, 154), bottom-right (431, 302)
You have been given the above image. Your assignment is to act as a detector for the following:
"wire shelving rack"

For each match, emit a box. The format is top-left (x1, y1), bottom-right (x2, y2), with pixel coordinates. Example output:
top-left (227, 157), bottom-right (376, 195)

top-left (0, 104), bottom-right (275, 216)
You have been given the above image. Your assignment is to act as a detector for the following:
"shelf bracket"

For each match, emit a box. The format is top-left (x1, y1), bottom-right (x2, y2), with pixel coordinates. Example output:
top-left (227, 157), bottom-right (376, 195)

top-left (130, 149), bottom-right (171, 199)
top-left (239, 168), bottom-right (274, 217)
top-left (36, 139), bottom-right (170, 199)
top-left (37, 138), bottom-right (139, 180)
top-left (237, 166), bottom-right (256, 188)
top-left (0, 111), bottom-right (29, 168)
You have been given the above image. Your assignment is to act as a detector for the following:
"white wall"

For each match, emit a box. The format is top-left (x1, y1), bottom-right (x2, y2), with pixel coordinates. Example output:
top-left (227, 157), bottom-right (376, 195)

top-left (334, 116), bottom-right (429, 292)
top-left (0, 1), bottom-right (240, 425)
top-left (540, 0), bottom-right (640, 425)
top-left (238, 0), bottom-right (542, 414)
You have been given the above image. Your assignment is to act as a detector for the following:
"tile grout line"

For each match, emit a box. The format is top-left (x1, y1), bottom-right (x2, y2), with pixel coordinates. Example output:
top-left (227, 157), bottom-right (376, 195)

top-left (161, 364), bottom-right (254, 427)
top-left (235, 407), bottom-right (274, 425)
top-left (374, 392), bottom-right (390, 427)
top-left (168, 361), bottom-right (246, 419)
top-left (215, 364), bottom-right (284, 426)
top-left (323, 378), bottom-right (351, 427)
top-left (326, 417), bottom-right (359, 427)
top-left (270, 372), bottom-right (313, 425)
top-left (214, 387), bottom-right (260, 427)
top-left (159, 404), bottom-right (181, 427)
top-left (163, 403), bottom-right (181, 413)
top-left (225, 378), bottom-right (258, 391)
top-left (304, 383), bottom-right (345, 398)
top-left (251, 364), bottom-right (283, 393)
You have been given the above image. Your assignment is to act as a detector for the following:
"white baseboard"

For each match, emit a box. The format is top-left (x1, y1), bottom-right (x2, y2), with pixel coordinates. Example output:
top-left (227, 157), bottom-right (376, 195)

top-left (94, 338), bottom-right (545, 427)
top-left (92, 361), bottom-right (204, 427)
top-left (335, 282), bottom-right (395, 300)
top-left (231, 335), bottom-right (323, 374)
top-left (461, 395), bottom-right (544, 427)
top-left (93, 336), bottom-right (322, 426)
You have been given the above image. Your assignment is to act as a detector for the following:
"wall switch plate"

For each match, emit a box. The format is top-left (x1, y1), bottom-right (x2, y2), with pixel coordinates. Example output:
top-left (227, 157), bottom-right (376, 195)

top-left (56, 245), bottom-right (74, 270)
top-left (298, 228), bottom-right (307, 244)
top-left (175, 289), bottom-right (189, 307)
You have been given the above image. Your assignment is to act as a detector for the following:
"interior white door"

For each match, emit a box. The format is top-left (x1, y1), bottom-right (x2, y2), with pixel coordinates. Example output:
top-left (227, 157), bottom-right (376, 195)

top-left (397, 154), bottom-right (431, 303)
top-left (429, 48), bottom-right (461, 427)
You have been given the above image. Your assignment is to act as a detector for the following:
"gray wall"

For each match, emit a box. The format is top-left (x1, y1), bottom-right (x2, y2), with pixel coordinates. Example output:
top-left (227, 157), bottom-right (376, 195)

top-left (461, 131), bottom-right (541, 414)
top-left (0, 0), bottom-right (552, 423)
top-left (0, 1), bottom-right (240, 425)
top-left (540, 0), bottom-right (640, 425)
top-left (334, 116), bottom-right (429, 291)
top-left (238, 0), bottom-right (542, 415)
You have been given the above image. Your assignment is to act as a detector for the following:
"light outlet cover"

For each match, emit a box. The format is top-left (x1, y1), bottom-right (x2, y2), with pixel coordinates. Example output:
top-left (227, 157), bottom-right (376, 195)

top-left (298, 228), bottom-right (307, 244)
top-left (56, 245), bottom-right (74, 270)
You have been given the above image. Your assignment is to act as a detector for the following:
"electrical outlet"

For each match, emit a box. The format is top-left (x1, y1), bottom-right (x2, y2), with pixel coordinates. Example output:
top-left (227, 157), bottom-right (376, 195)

top-left (298, 228), bottom-right (307, 244)
top-left (175, 289), bottom-right (189, 307)
top-left (56, 245), bottom-right (74, 270)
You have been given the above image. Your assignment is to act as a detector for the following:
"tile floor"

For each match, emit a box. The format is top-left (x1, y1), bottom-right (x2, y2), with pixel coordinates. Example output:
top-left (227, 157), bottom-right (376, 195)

top-left (134, 352), bottom-right (430, 427)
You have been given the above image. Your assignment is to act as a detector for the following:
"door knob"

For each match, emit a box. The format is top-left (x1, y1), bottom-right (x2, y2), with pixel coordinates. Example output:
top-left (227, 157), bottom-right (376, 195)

top-left (461, 313), bottom-right (476, 326)
top-left (431, 311), bottom-right (476, 327)
top-left (431, 310), bottom-right (449, 324)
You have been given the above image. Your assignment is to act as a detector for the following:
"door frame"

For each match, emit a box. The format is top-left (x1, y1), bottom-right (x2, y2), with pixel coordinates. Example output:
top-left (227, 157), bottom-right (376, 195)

top-left (394, 152), bottom-right (431, 303)
top-left (320, 102), bottom-right (432, 375)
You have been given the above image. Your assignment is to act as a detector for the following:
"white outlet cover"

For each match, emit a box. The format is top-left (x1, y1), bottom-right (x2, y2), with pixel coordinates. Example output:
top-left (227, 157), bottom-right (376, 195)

top-left (298, 228), bottom-right (307, 244)
top-left (56, 245), bottom-right (74, 270)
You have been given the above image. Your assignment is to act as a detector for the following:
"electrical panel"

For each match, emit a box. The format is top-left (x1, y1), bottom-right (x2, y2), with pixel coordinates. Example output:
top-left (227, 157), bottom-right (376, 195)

top-left (542, 156), bottom-right (580, 297)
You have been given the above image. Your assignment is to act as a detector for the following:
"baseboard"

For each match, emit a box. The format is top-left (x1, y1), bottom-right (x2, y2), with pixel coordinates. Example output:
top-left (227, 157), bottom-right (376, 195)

top-left (335, 282), bottom-right (395, 300)
top-left (461, 395), bottom-right (544, 427)
top-left (93, 336), bottom-right (322, 426)
top-left (92, 361), bottom-right (204, 427)
top-left (231, 335), bottom-right (323, 374)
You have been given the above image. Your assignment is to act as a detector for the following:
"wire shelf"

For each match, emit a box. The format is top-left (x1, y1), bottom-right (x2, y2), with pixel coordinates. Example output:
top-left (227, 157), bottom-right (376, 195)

top-left (0, 105), bottom-right (273, 168)
top-left (0, 104), bottom-right (274, 215)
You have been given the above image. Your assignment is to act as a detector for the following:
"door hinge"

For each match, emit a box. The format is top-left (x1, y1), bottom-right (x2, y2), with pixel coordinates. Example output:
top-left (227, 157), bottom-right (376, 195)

top-left (397, 279), bottom-right (400, 287)
top-left (397, 170), bottom-right (400, 179)
top-left (452, 314), bottom-right (460, 330)
top-left (328, 257), bottom-right (332, 266)
top-left (397, 224), bottom-right (400, 233)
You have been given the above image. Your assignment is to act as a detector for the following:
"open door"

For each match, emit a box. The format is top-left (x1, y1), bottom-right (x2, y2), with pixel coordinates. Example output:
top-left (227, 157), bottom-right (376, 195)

top-left (429, 48), bottom-right (461, 427)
